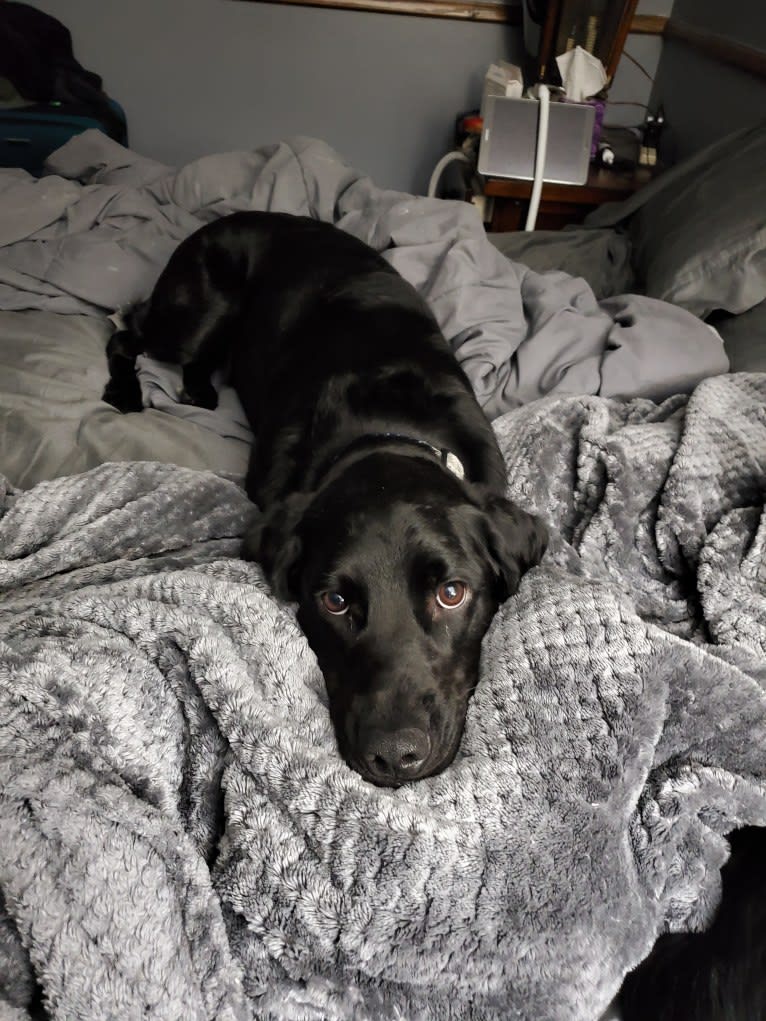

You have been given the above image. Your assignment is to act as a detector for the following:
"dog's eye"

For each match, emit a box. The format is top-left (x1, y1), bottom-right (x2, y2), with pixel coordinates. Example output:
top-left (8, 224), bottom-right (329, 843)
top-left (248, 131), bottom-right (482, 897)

top-left (435, 581), bottom-right (468, 609)
top-left (320, 591), bottom-right (348, 615)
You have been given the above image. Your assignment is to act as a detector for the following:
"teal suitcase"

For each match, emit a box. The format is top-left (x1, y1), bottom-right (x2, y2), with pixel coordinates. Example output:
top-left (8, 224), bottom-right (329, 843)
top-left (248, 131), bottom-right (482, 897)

top-left (0, 100), bottom-right (127, 176)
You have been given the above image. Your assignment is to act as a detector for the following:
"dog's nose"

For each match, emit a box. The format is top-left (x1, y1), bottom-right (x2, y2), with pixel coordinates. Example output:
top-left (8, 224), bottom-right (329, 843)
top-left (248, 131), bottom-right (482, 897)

top-left (359, 727), bottom-right (431, 784)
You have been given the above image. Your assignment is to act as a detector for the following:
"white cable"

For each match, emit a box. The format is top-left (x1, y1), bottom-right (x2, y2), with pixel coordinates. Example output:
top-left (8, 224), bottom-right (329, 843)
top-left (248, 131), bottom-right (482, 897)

top-left (525, 83), bottom-right (550, 231)
top-left (427, 150), bottom-right (471, 199)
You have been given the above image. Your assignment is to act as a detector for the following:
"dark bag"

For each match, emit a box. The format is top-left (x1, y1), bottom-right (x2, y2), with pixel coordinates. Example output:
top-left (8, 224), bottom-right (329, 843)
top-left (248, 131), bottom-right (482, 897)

top-left (0, 2), bottom-right (127, 173)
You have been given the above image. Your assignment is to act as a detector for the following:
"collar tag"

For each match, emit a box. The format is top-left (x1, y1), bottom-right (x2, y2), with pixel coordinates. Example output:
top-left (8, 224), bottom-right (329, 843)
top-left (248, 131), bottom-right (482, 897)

top-left (444, 450), bottom-right (465, 480)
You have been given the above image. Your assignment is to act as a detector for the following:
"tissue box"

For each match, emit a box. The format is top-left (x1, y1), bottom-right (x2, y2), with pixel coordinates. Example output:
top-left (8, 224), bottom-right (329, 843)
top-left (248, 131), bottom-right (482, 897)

top-left (480, 62), bottom-right (523, 119)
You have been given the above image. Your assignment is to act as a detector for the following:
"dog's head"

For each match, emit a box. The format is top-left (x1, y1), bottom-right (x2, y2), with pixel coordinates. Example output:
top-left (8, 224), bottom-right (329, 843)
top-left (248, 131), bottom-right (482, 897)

top-left (243, 453), bottom-right (547, 787)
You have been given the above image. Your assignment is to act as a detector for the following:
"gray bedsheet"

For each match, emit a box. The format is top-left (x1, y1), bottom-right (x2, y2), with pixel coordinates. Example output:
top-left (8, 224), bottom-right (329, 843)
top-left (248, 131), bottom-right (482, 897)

top-left (0, 310), bottom-right (249, 490)
top-left (1, 373), bottom-right (765, 1021)
top-left (487, 226), bottom-right (635, 300)
top-left (0, 131), bottom-right (727, 428)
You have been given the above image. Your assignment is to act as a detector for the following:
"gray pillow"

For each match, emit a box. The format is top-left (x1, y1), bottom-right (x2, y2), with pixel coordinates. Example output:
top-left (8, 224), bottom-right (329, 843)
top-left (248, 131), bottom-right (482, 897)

top-left (710, 299), bottom-right (766, 373)
top-left (585, 119), bottom-right (766, 318)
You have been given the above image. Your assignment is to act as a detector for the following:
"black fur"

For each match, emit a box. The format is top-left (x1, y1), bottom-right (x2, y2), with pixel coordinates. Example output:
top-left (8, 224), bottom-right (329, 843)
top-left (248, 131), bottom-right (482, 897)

top-left (103, 211), bottom-right (547, 786)
top-left (620, 826), bottom-right (766, 1021)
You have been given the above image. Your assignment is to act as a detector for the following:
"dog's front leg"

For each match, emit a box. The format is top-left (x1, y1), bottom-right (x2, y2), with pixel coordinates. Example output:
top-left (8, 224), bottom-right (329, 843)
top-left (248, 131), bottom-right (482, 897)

top-left (179, 359), bottom-right (219, 410)
top-left (102, 329), bottom-right (144, 413)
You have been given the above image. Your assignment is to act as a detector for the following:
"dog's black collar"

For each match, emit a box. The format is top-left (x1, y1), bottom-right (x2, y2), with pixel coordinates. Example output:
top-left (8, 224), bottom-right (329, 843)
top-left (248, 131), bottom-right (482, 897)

top-left (313, 432), bottom-right (465, 488)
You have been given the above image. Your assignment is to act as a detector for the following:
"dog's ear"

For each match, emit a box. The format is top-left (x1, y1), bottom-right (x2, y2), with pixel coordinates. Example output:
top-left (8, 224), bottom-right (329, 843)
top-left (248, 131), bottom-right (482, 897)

top-left (242, 492), bottom-right (313, 601)
top-left (482, 494), bottom-right (548, 600)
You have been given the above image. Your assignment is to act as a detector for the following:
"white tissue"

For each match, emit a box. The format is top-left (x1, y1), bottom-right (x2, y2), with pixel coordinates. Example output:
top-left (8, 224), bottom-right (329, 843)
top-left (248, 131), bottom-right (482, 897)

top-left (556, 45), bottom-right (607, 102)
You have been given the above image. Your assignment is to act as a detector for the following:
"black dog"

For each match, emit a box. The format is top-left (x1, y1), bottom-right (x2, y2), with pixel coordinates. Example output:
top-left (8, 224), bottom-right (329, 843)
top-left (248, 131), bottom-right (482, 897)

top-left (620, 826), bottom-right (766, 1021)
top-left (103, 211), bottom-right (547, 786)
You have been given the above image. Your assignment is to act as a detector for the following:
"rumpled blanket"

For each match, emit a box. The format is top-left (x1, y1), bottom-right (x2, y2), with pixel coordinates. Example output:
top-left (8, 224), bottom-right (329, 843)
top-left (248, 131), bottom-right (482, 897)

top-left (0, 131), bottom-right (727, 420)
top-left (2, 373), bottom-right (765, 1021)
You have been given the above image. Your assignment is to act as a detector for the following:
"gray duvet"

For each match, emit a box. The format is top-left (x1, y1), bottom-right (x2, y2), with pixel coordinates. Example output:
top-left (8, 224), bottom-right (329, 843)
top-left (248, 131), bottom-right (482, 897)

top-left (0, 310), bottom-right (250, 490)
top-left (0, 132), bottom-right (762, 1021)
top-left (1, 131), bottom-right (726, 432)
top-left (2, 372), bottom-right (766, 1021)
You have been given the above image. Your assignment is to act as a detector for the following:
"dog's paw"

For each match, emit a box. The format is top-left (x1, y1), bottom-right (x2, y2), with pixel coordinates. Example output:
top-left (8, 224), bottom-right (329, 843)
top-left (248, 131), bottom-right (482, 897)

top-left (102, 379), bottom-right (144, 414)
top-left (179, 384), bottom-right (219, 410)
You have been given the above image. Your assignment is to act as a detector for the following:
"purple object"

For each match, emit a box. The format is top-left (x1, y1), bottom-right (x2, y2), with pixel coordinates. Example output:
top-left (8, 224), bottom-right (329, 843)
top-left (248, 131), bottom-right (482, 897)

top-left (586, 98), bottom-right (606, 158)
top-left (566, 97), bottom-right (606, 158)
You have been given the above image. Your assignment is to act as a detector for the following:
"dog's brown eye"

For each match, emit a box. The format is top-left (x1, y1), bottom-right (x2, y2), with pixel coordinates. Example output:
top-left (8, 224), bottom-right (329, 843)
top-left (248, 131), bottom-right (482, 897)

top-left (321, 591), bottom-right (348, 615)
top-left (435, 581), bottom-right (468, 609)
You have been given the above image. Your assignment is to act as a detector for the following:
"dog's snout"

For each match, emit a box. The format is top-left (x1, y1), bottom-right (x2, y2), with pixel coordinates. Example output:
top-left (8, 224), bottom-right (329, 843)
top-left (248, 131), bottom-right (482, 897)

top-left (359, 726), bottom-right (431, 785)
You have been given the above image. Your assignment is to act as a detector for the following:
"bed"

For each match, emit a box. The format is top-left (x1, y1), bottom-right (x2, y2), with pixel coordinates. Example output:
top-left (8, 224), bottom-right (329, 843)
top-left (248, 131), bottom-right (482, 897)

top-left (0, 124), bottom-right (765, 1021)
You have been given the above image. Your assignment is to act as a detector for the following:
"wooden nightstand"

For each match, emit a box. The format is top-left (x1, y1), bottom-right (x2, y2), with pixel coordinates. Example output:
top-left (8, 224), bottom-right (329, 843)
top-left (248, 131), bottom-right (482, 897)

top-left (482, 165), bottom-right (653, 232)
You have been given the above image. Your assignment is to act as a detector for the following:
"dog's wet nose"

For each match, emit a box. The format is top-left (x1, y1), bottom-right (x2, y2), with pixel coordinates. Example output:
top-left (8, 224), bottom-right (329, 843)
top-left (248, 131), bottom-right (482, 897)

top-left (359, 727), bottom-right (431, 784)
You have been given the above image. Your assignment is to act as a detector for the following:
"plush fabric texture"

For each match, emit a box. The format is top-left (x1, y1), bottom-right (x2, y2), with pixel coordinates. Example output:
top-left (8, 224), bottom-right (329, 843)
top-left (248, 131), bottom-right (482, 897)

top-left (585, 118), bottom-right (766, 318)
top-left (1, 374), bottom-right (765, 1021)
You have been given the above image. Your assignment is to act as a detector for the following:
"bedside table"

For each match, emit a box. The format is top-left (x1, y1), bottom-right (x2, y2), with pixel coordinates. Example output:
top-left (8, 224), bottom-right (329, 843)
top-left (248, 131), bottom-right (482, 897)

top-left (482, 166), bottom-right (653, 232)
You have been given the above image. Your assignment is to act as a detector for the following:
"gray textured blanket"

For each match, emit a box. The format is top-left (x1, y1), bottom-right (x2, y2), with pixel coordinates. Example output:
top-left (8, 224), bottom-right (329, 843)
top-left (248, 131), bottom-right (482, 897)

top-left (2, 373), bottom-right (765, 1021)
top-left (0, 131), bottom-right (726, 420)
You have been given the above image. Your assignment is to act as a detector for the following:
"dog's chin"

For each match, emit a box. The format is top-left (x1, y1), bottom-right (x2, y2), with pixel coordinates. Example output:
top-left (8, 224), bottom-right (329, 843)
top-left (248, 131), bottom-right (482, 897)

top-left (347, 743), bottom-right (464, 788)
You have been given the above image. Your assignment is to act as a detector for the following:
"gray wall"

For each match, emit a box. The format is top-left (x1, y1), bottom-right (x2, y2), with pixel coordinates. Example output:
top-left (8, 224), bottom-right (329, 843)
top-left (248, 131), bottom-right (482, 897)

top-left (35, 0), bottom-right (662, 193)
top-left (604, 0), bottom-right (674, 129)
top-left (651, 0), bottom-right (766, 160)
